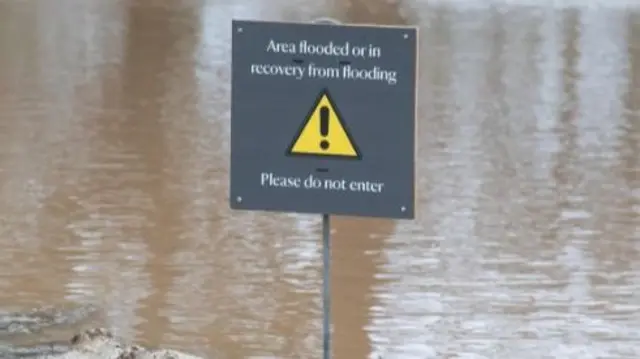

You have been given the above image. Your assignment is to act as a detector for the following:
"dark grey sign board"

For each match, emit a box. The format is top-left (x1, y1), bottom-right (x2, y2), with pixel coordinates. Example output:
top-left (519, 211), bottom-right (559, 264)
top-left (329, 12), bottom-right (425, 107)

top-left (230, 19), bottom-right (418, 219)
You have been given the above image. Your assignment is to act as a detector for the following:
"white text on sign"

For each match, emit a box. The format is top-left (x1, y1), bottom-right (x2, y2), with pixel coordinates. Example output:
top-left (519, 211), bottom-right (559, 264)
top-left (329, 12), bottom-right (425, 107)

top-left (260, 172), bottom-right (384, 194)
top-left (248, 39), bottom-right (399, 86)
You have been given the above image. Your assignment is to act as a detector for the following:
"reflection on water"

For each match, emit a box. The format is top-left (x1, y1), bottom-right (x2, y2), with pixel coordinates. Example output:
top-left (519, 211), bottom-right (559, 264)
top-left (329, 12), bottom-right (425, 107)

top-left (0, 0), bottom-right (638, 358)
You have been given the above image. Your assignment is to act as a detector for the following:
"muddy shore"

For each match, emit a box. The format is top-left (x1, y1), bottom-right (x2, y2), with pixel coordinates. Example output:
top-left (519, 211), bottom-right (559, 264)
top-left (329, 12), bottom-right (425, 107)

top-left (0, 307), bottom-right (208, 359)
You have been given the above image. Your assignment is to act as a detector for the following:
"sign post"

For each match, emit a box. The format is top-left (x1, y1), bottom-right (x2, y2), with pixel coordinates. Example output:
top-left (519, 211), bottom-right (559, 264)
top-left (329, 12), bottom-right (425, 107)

top-left (321, 213), bottom-right (331, 359)
top-left (312, 17), bottom-right (340, 359)
top-left (230, 17), bottom-right (418, 358)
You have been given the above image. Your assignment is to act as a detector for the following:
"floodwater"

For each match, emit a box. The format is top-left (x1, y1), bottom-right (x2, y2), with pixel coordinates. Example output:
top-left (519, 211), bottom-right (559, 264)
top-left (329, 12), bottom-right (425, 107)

top-left (0, 0), bottom-right (638, 358)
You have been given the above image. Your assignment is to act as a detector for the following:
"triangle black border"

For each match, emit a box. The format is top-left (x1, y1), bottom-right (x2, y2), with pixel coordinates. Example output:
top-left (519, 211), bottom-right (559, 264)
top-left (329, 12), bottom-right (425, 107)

top-left (285, 88), bottom-right (362, 160)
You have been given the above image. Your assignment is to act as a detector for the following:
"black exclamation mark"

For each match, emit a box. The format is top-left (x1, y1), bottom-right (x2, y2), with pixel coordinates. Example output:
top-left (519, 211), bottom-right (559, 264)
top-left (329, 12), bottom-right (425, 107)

top-left (319, 106), bottom-right (330, 150)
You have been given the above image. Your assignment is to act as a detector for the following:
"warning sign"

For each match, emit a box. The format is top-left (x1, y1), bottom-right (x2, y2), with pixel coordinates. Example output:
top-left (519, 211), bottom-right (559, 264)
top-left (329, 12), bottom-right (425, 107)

top-left (286, 89), bottom-right (361, 159)
top-left (230, 20), bottom-right (418, 219)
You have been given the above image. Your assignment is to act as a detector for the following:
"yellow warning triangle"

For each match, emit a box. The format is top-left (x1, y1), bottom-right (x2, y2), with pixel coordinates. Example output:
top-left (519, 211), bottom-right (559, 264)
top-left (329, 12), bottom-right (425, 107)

top-left (286, 89), bottom-right (361, 159)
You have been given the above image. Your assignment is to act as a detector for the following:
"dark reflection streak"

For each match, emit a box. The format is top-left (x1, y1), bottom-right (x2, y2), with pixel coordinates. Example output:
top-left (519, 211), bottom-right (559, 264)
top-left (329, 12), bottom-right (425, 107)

top-left (120, 3), bottom-right (198, 347)
top-left (332, 217), bottom-right (393, 359)
top-left (603, 11), bottom-right (639, 266)
top-left (341, 0), bottom-right (410, 25)
top-left (429, 6), bottom-right (453, 119)
top-left (487, 8), bottom-right (507, 105)
top-left (523, 16), bottom-right (545, 251)
top-left (550, 8), bottom-right (580, 247)
top-left (476, 8), bottom-right (508, 256)
top-left (484, 7), bottom-right (508, 174)
top-left (623, 13), bottom-right (640, 195)
top-left (0, 2), bottom-right (87, 305)
top-left (522, 13), bottom-right (551, 246)
top-left (420, 4), bottom-right (453, 156)
top-left (330, 1), bottom-right (408, 357)
top-left (0, 3), bottom-right (12, 58)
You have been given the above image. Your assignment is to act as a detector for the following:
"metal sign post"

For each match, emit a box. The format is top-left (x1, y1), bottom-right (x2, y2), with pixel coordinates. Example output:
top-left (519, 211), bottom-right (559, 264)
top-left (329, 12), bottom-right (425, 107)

top-left (313, 16), bottom-right (337, 359)
top-left (321, 213), bottom-right (331, 359)
top-left (313, 18), bottom-right (340, 359)
top-left (312, 18), bottom-right (339, 359)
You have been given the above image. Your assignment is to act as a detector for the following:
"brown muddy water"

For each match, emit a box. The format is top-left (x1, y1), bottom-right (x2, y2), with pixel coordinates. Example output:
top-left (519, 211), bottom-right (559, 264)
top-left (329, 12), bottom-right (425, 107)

top-left (0, 0), bottom-right (638, 358)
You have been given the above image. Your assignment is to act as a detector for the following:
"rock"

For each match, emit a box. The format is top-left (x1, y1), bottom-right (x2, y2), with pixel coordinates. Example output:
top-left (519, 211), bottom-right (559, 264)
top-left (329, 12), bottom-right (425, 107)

top-left (36, 328), bottom-right (208, 359)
